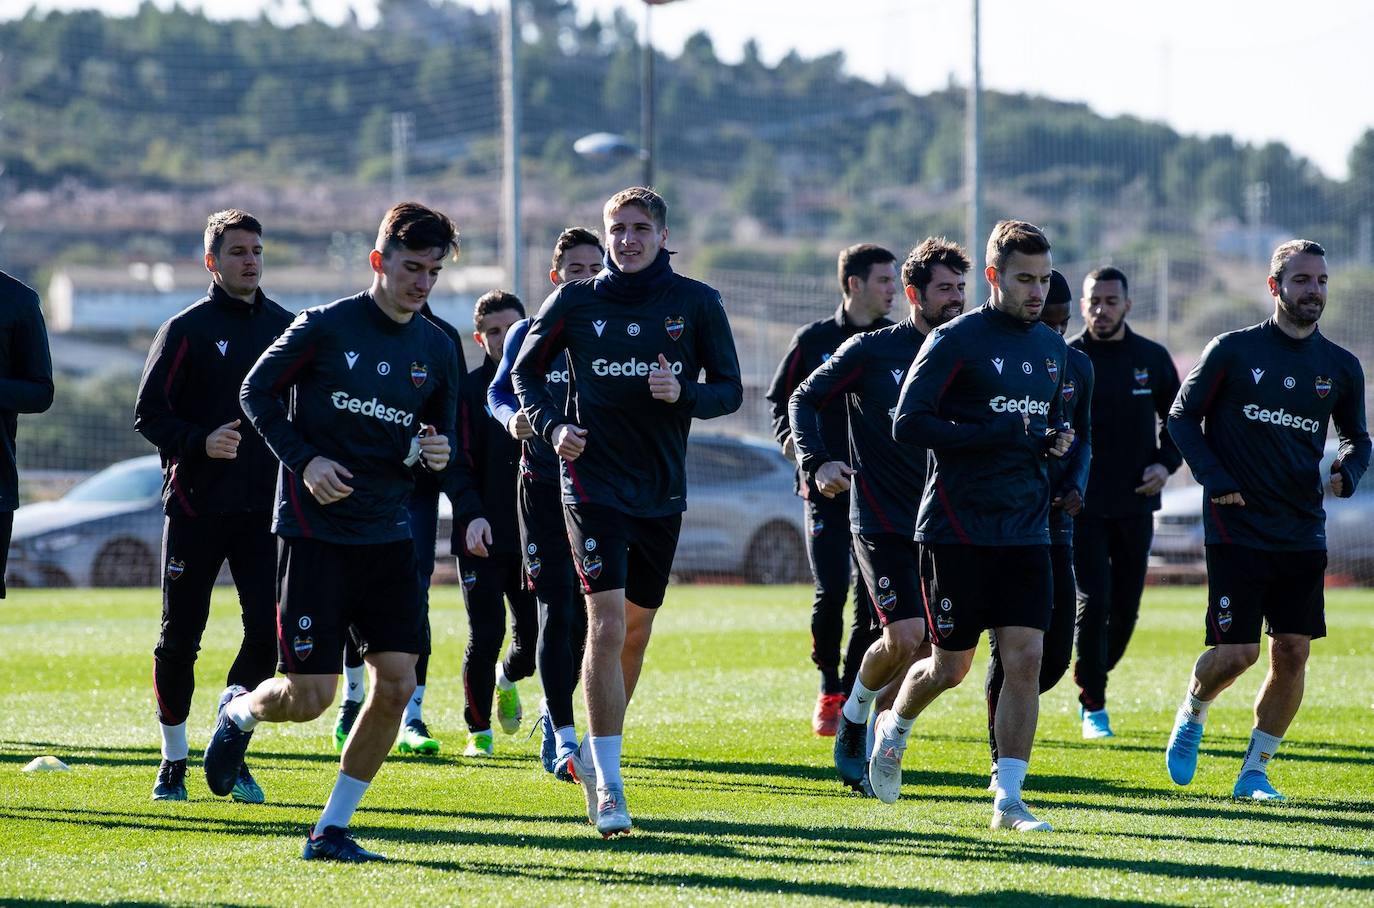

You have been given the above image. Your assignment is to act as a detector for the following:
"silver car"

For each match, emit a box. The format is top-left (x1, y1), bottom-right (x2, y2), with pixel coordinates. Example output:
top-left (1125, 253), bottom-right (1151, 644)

top-left (1150, 440), bottom-right (1374, 584)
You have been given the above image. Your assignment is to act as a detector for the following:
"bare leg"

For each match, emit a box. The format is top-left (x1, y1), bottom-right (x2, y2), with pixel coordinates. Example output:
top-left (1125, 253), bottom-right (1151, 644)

top-left (1254, 634), bottom-right (1309, 736)
top-left (339, 651), bottom-right (416, 783)
top-left (990, 626), bottom-right (1044, 762)
top-left (583, 589), bottom-right (628, 737)
top-left (621, 599), bottom-right (658, 704)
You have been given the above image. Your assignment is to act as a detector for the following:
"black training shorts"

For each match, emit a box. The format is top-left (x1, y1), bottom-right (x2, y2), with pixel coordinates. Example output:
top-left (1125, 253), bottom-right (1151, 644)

top-left (276, 536), bottom-right (423, 674)
top-left (852, 532), bottom-right (925, 630)
top-left (920, 543), bottom-right (1052, 652)
top-left (1204, 544), bottom-right (1326, 645)
top-left (563, 502), bottom-right (682, 609)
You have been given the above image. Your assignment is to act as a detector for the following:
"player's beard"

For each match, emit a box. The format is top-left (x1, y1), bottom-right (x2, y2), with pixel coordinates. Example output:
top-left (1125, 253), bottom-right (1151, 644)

top-left (1277, 287), bottom-right (1324, 327)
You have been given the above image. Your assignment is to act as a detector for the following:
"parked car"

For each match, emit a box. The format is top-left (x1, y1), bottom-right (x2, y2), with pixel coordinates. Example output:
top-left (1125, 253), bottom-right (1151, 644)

top-left (1150, 440), bottom-right (1374, 584)
top-left (436, 432), bottom-right (811, 585)
top-left (7, 454), bottom-right (165, 588)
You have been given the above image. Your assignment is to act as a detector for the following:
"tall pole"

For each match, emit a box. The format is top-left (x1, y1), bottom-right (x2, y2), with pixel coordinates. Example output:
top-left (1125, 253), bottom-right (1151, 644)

top-left (965, 0), bottom-right (982, 299)
top-left (501, 0), bottom-right (523, 300)
top-left (640, 0), bottom-right (654, 187)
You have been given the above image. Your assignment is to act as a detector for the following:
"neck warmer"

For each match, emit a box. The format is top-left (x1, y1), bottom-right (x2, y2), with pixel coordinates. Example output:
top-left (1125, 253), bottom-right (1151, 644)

top-left (594, 248), bottom-right (675, 303)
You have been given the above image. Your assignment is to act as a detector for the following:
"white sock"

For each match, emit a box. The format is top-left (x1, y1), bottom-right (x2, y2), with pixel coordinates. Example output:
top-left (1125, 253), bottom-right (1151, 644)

top-left (495, 664), bottom-right (515, 691)
top-left (1240, 728), bottom-right (1283, 777)
top-left (226, 693), bottom-right (259, 731)
top-left (843, 678), bottom-right (878, 725)
top-left (404, 685), bottom-right (425, 724)
top-left (590, 734), bottom-right (623, 789)
top-left (343, 663), bottom-right (366, 703)
top-left (159, 721), bottom-right (188, 762)
top-left (555, 725), bottom-right (578, 755)
top-left (316, 772), bottom-right (369, 833)
top-left (890, 711), bottom-right (914, 740)
top-left (1181, 690), bottom-right (1211, 724)
top-left (994, 757), bottom-right (1029, 810)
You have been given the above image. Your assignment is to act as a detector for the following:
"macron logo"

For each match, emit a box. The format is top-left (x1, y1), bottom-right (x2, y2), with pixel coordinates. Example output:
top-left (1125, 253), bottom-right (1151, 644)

top-left (1251, 368), bottom-right (1265, 384)
top-left (992, 357), bottom-right (1005, 374)
top-left (345, 351), bottom-right (359, 370)
top-left (593, 320), bottom-right (607, 337)
top-left (891, 369), bottom-right (903, 385)
top-left (215, 340), bottom-right (228, 356)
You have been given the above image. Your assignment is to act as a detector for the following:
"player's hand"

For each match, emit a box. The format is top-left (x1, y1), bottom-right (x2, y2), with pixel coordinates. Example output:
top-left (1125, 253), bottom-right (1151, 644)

top-left (553, 423), bottom-right (588, 461)
top-left (1329, 459), bottom-right (1345, 496)
top-left (782, 435), bottom-right (796, 461)
top-left (648, 353), bottom-right (681, 403)
top-left (1049, 427), bottom-right (1075, 458)
top-left (1210, 491), bottom-right (1246, 506)
top-left (419, 429), bottom-right (450, 471)
top-left (303, 456), bottom-right (354, 505)
top-left (1053, 488), bottom-right (1084, 517)
top-left (815, 461), bottom-right (854, 498)
top-left (465, 517), bottom-right (493, 557)
top-left (507, 409), bottom-right (535, 441)
top-left (1134, 463), bottom-right (1169, 495)
top-left (205, 419), bottom-right (242, 460)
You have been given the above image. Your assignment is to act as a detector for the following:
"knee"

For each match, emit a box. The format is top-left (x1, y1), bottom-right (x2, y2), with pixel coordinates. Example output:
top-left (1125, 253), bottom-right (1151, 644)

top-left (1221, 645), bottom-right (1261, 676)
top-left (885, 625), bottom-right (924, 663)
top-left (370, 671), bottom-right (417, 714)
top-left (154, 632), bottom-right (201, 664)
top-left (1269, 637), bottom-right (1310, 677)
top-left (932, 658), bottom-right (971, 689)
top-left (468, 623), bottom-right (505, 657)
top-left (1002, 642), bottom-right (1044, 683)
top-left (587, 612), bottom-right (626, 650)
top-left (289, 684), bottom-right (335, 720)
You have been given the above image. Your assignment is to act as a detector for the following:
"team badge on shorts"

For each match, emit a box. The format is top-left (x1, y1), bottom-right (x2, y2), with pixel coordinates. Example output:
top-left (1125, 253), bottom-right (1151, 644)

top-left (527, 556), bottom-right (542, 580)
top-left (811, 519), bottom-right (824, 538)
top-left (293, 635), bottom-right (314, 660)
top-left (582, 554), bottom-right (603, 580)
top-left (877, 591), bottom-right (897, 611)
top-left (1134, 367), bottom-right (1150, 387)
top-left (1062, 380), bottom-right (1076, 402)
top-left (1315, 376), bottom-right (1332, 398)
top-left (410, 362), bottom-right (428, 388)
top-left (935, 614), bottom-right (954, 635)
top-left (165, 558), bottom-right (185, 581)
top-left (1045, 358), bottom-right (1059, 382)
top-left (1217, 610), bottom-right (1232, 632)
top-left (664, 316), bottom-right (685, 341)
top-left (462, 570), bottom-right (478, 590)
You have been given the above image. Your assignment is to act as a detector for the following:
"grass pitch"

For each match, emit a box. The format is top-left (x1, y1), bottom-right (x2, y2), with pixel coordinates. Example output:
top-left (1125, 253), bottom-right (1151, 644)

top-left (1, 584), bottom-right (1372, 906)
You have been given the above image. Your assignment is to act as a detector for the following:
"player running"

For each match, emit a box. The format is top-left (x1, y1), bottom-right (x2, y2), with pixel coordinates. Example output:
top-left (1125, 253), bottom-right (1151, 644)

top-left (790, 236), bottom-right (971, 794)
top-left (767, 244), bottom-right (896, 736)
top-left (452, 289), bottom-right (538, 756)
top-left (983, 270), bottom-right (1092, 787)
top-left (0, 270), bottom-right (52, 603)
top-left (207, 202), bottom-right (467, 862)
top-left (488, 228), bottom-right (603, 780)
top-left (1068, 266), bottom-right (1180, 738)
top-left (134, 210), bottom-right (291, 803)
top-left (872, 220), bottom-right (1073, 832)
top-left (512, 187), bottom-right (742, 837)
top-left (1165, 240), bottom-right (1368, 801)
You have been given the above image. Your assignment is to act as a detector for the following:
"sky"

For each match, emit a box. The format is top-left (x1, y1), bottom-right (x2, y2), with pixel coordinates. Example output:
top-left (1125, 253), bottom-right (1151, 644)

top-left (14, 0), bottom-right (1374, 179)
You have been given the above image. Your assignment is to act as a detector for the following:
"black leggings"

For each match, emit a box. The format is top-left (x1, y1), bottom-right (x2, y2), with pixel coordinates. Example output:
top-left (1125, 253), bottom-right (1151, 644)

top-left (1072, 515), bottom-right (1154, 710)
top-left (805, 494), bottom-right (875, 695)
top-left (458, 550), bottom-right (538, 732)
top-left (985, 543), bottom-right (1076, 763)
top-left (520, 475), bottom-right (585, 730)
top-left (153, 513), bottom-right (278, 725)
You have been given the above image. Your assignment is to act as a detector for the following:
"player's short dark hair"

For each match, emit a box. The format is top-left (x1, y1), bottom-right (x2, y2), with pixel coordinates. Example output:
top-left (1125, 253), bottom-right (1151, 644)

top-left (838, 243), bottom-right (897, 298)
top-left (1085, 265), bottom-right (1129, 298)
top-left (604, 187), bottom-right (667, 230)
top-left (473, 289), bottom-right (525, 328)
top-left (552, 227), bottom-right (604, 272)
top-left (203, 209), bottom-right (262, 258)
top-left (985, 220), bottom-right (1051, 274)
top-left (1047, 270), bottom-right (1073, 308)
top-left (376, 202), bottom-right (460, 260)
top-left (901, 237), bottom-right (971, 295)
top-left (1269, 239), bottom-right (1326, 284)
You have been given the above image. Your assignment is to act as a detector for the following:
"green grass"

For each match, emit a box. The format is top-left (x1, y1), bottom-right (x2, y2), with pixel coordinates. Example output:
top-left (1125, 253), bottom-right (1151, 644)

top-left (1, 585), bottom-right (1372, 906)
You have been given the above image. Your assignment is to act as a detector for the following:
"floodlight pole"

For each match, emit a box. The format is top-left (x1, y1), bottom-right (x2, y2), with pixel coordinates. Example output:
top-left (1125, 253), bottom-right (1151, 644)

top-left (640, 1), bottom-right (655, 187)
top-left (502, 0), bottom-right (524, 300)
top-left (965, 0), bottom-right (982, 299)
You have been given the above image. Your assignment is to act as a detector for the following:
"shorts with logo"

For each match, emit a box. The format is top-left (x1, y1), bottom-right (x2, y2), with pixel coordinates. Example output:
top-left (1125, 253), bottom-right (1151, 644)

top-left (276, 536), bottom-right (423, 674)
top-left (852, 532), bottom-right (925, 629)
top-left (563, 501), bottom-right (682, 609)
top-left (920, 543), bottom-right (1053, 652)
top-left (519, 474), bottom-right (575, 596)
top-left (1204, 544), bottom-right (1326, 645)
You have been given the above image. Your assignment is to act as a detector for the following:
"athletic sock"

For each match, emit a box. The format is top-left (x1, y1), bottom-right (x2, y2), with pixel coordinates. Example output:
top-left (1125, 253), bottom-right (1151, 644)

top-left (1181, 690), bottom-right (1211, 724)
top-left (316, 772), bottom-right (369, 832)
top-left (1240, 728), bottom-right (1283, 777)
top-left (590, 734), bottom-right (623, 789)
top-left (343, 663), bottom-right (366, 704)
top-left (226, 693), bottom-right (259, 731)
top-left (495, 664), bottom-right (515, 691)
top-left (890, 712), bottom-right (914, 741)
top-left (994, 757), bottom-right (1029, 810)
top-left (159, 721), bottom-right (188, 762)
top-left (842, 678), bottom-right (878, 725)
top-left (404, 685), bottom-right (425, 725)
top-left (555, 725), bottom-right (578, 755)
